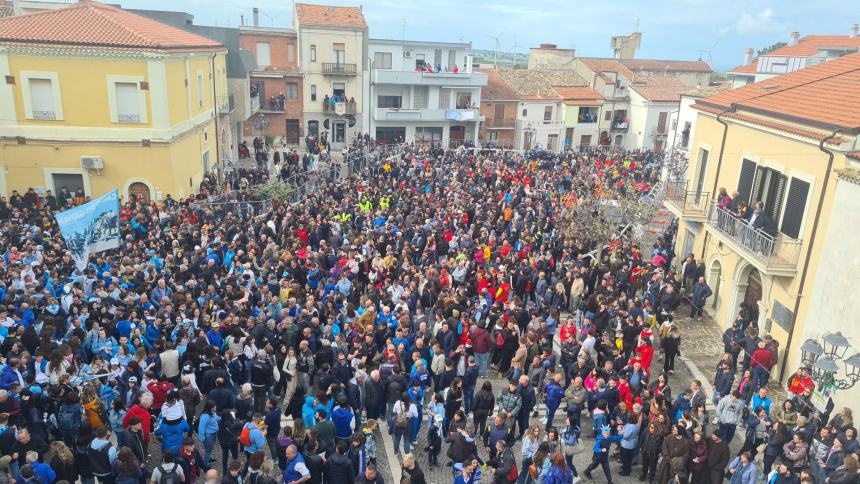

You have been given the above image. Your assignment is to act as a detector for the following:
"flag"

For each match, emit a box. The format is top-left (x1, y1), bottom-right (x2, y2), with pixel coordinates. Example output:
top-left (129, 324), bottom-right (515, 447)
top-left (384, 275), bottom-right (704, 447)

top-left (55, 189), bottom-right (120, 271)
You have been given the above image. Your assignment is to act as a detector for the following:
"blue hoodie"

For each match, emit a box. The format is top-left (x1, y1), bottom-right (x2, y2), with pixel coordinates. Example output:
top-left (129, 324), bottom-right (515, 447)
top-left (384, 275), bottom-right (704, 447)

top-left (154, 418), bottom-right (190, 454)
top-left (331, 406), bottom-right (354, 439)
top-left (302, 396), bottom-right (317, 428)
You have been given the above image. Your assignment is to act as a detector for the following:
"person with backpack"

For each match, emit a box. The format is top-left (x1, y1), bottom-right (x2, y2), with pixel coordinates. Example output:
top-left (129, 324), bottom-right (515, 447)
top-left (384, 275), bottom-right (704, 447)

top-left (391, 392), bottom-right (418, 455)
top-left (490, 440), bottom-right (517, 484)
top-left (89, 426), bottom-right (117, 484)
top-left (58, 391), bottom-right (82, 449)
top-left (149, 451), bottom-right (185, 484)
top-left (241, 415), bottom-right (267, 470)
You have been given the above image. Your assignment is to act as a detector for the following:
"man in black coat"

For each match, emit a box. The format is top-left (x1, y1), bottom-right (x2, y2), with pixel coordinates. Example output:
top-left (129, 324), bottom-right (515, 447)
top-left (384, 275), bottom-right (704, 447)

top-left (401, 453), bottom-right (426, 484)
top-left (364, 370), bottom-right (384, 420)
top-left (517, 375), bottom-right (536, 439)
top-left (325, 441), bottom-right (354, 484)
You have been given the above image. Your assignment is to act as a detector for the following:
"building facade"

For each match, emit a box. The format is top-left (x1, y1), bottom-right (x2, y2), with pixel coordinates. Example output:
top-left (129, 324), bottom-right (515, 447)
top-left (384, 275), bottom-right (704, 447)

top-left (0, 1), bottom-right (227, 201)
top-left (665, 52), bottom-right (860, 408)
top-left (368, 39), bottom-right (485, 145)
top-left (478, 69), bottom-right (519, 149)
top-left (240, 13), bottom-right (303, 147)
top-left (294, 2), bottom-right (367, 150)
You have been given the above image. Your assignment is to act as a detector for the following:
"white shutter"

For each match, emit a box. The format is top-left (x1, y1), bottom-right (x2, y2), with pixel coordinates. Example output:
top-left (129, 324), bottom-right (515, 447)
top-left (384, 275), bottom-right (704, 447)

top-left (115, 82), bottom-right (140, 122)
top-left (29, 78), bottom-right (55, 119)
top-left (256, 42), bottom-right (271, 67)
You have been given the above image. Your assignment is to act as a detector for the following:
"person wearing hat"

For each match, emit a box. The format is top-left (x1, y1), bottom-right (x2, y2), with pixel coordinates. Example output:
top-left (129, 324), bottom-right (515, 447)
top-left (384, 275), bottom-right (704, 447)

top-left (583, 424), bottom-right (622, 482)
top-left (655, 424), bottom-right (690, 484)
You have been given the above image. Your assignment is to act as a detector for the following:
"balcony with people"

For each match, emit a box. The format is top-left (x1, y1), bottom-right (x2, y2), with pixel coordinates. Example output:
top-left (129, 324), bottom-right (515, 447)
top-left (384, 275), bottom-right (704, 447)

top-left (250, 85), bottom-right (261, 112)
top-left (705, 189), bottom-right (801, 275)
top-left (577, 107), bottom-right (599, 124)
top-left (322, 93), bottom-right (356, 115)
top-left (611, 111), bottom-right (629, 131)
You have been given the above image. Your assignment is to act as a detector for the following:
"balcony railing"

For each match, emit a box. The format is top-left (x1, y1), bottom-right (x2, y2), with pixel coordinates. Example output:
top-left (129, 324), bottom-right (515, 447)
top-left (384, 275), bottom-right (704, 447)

top-left (611, 121), bottom-right (629, 131)
top-left (117, 113), bottom-right (141, 123)
top-left (216, 95), bottom-right (234, 113)
top-left (323, 102), bottom-right (357, 114)
top-left (663, 180), bottom-right (709, 219)
top-left (32, 110), bottom-right (56, 120)
top-left (322, 62), bottom-right (357, 75)
top-left (250, 94), bottom-right (260, 113)
top-left (482, 118), bottom-right (516, 129)
top-left (706, 200), bottom-right (802, 272)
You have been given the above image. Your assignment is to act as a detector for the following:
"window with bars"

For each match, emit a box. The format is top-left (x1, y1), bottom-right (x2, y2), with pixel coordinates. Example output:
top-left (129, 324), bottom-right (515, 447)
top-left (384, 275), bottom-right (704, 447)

top-left (438, 90), bottom-right (450, 109)
top-left (434, 49), bottom-right (442, 68)
top-left (448, 49), bottom-right (456, 70)
top-left (414, 86), bottom-right (428, 109)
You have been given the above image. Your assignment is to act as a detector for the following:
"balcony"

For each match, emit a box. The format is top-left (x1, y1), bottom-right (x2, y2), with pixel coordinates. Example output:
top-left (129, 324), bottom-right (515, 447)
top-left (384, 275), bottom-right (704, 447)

top-left (483, 118), bottom-right (517, 129)
top-left (652, 127), bottom-right (668, 138)
top-left (373, 69), bottom-right (488, 87)
top-left (374, 108), bottom-right (481, 122)
top-left (662, 180), bottom-right (709, 221)
top-left (323, 102), bottom-right (357, 115)
top-left (611, 121), bottom-right (629, 131)
top-left (705, 201), bottom-right (801, 276)
top-left (250, 93), bottom-right (260, 113)
top-left (216, 94), bottom-right (234, 113)
top-left (322, 62), bottom-right (357, 75)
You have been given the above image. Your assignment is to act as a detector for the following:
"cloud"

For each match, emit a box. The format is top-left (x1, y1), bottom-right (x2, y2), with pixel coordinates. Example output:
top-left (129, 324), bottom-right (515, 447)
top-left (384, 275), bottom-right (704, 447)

top-left (734, 8), bottom-right (788, 36)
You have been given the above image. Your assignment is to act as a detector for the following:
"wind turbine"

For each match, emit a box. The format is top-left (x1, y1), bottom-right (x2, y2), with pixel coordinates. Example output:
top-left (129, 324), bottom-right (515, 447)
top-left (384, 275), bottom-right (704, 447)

top-left (510, 35), bottom-right (523, 68)
top-left (488, 29), bottom-right (506, 69)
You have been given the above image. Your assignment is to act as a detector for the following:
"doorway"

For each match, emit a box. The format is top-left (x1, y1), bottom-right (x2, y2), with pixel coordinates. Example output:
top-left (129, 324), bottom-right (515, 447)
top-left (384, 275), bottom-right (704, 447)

top-left (744, 268), bottom-right (762, 324)
top-left (333, 121), bottom-right (346, 145)
top-left (286, 119), bottom-right (300, 145)
top-left (708, 260), bottom-right (722, 313)
top-left (128, 182), bottom-right (151, 203)
top-left (655, 140), bottom-right (663, 154)
top-left (449, 125), bottom-right (465, 145)
top-left (614, 134), bottom-right (623, 147)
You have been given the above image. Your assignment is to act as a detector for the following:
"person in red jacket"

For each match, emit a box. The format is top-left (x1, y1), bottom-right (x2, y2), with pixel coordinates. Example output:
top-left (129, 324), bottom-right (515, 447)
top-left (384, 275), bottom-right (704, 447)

top-left (470, 324), bottom-right (491, 378)
top-left (123, 392), bottom-right (154, 446)
top-left (750, 342), bottom-right (774, 392)
top-left (635, 339), bottom-right (655, 372)
top-left (147, 378), bottom-right (175, 414)
top-left (786, 367), bottom-right (815, 396)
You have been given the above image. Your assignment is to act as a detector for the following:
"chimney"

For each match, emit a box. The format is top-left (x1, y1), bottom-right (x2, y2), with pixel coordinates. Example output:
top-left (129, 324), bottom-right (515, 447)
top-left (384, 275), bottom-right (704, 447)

top-left (252, 7), bottom-right (259, 28)
top-left (743, 48), bottom-right (754, 65)
top-left (789, 31), bottom-right (800, 46)
top-left (851, 24), bottom-right (859, 38)
top-left (240, 14), bottom-right (245, 26)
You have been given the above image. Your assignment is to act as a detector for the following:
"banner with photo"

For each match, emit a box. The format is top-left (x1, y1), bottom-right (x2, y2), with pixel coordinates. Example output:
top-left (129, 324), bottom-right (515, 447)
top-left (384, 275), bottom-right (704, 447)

top-left (55, 188), bottom-right (120, 271)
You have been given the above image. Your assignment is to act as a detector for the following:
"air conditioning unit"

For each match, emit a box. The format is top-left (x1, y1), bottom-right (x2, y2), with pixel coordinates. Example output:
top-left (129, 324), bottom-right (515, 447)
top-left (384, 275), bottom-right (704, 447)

top-left (80, 156), bottom-right (104, 170)
top-left (403, 51), bottom-right (412, 58)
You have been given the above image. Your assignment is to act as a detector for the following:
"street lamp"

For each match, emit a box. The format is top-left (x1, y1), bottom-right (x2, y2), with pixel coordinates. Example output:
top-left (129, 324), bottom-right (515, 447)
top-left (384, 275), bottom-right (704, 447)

top-left (799, 332), bottom-right (860, 391)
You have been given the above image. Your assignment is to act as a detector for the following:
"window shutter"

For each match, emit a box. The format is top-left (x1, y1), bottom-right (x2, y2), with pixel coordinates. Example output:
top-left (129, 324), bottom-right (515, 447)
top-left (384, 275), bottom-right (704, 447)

top-left (115, 82), bottom-right (140, 122)
top-left (769, 173), bottom-right (787, 222)
top-left (737, 159), bottom-right (757, 204)
top-left (780, 178), bottom-right (810, 239)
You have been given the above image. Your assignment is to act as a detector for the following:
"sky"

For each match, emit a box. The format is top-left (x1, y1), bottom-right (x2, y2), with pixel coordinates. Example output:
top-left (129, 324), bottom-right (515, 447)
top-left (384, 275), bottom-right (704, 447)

top-left (115, 0), bottom-right (856, 71)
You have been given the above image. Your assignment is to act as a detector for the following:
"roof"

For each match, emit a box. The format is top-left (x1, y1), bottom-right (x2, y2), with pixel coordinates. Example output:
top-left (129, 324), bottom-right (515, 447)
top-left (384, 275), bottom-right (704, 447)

top-left (767, 35), bottom-right (860, 57)
top-left (552, 86), bottom-right (604, 106)
top-left (681, 82), bottom-right (732, 98)
top-left (629, 76), bottom-right (690, 102)
top-left (579, 58), bottom-right (635, 80)
top-left (294, 3), bottom-right (367, 29)
top-left (693, 51), bottom-right (860, 132)
top-left (620, 58), bottom-right (713, 73)
top-left (0, 1), bottom-right (223, 52)
top-left (728, 61), bottom-right (757, 75)
top-left (494, 68), bottom-right (587, 99)
top-left (478, 68), bottom-right (519, 101)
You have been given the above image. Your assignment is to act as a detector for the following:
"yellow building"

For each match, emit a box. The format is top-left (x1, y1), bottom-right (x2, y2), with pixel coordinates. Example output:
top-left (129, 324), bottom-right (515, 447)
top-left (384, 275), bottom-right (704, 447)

top-left (667, 51), bottom-right (860, 408)
top-left (0, 1), bottom-right (228, 201)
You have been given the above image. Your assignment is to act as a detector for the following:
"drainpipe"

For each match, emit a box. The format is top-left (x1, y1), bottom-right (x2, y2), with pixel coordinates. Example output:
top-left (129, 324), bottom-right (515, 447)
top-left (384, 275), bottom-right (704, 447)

top-left (780, 128), bottom-right (841, 379)
top-left (210, 53), bottom-right (222, 192)
top-left (699, 104), bottom-right (736, 260)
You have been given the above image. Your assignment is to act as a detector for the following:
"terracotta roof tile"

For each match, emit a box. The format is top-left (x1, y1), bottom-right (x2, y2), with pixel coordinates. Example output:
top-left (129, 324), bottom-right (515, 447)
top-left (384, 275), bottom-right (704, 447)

top-left (0, 1), bottom-right (223, 52)
top-left (295, 3), bottom-right (367, 29)
top-left (579, 58), bottom-right (634, 80)
top-left (767, 35), bottom-right (860, 57)
top-left (681, 82), bottom-right (731, 98)
top-left (695, 51), bottom-right (860, 131)
top-left (553, 86), bottom-right (604, 106)
top-left (728, 61), bottom-right (757, 75)
top-left (629, 76), bottom-right (689, 102)
top-left (0, 6), bottom-right (12, 19)
top-left (692, 102), bottom-right (848, 144)
top-left (619, 58), bottom-right (713, 73)
top-left (478, 68), bottom-right (519, 100)
top-left (495, 68), bottom-right (587, 98)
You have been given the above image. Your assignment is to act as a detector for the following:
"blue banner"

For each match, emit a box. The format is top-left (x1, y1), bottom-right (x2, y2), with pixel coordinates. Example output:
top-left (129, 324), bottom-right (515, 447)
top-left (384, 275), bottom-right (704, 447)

top-left (55, 189), bottom-right (120, 271)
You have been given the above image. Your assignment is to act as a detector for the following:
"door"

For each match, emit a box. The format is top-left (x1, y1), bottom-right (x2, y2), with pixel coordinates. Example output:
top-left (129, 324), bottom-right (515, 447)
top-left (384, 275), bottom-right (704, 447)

top-left (494, 104), bottom-right (505, 120)
top-left (744, 269), bottom-right (762, 324)
top-left (654, 140), bottom-right (663, 154)
top-left (449, 125), bottom-right (465, 144)
top-left (565, 128), bottom-right (574, 149)
top-left (547, 134), bottom-right (558, 151)
top-left (307, 120), bottom-right (319, 137)
top-left (52, 173), bottom-right (85, 197)
top-left (579, 134), bottom-right (592, 149)
top-left (286, 119), bottom-right (300, 145)
top-left (657, 111), bottom-right (668, 133)
top-left (128, 182), bottom-right (151, 203)
top-left (333, 122), bottom-right (346, 145)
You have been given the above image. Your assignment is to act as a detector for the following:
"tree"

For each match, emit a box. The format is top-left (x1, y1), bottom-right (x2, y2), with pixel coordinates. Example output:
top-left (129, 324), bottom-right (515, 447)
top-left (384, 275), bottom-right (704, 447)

top-left (756, 42), bottom-right (787, 57)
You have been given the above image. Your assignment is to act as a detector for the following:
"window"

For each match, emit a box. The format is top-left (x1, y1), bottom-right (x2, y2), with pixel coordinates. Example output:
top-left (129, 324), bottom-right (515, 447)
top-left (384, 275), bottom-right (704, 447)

top-left (448, 49), bottom-right (456, 70)
top-left (604, 110), bottom-right (612, 121)
top-left (456, 92), bottom-right (471, 109)
top-left (414, 86), bottom-right (428, 109)
top-left (286, 83), bottom-right (298, 100)
top-left (310, 84), bottom-right (317, 101)
top-left (332, 43), bottom-right (345, 64)
top-left (197, 73), bottom-right (204, 108)
top-left (256, 42), bottom-right (271, 67)
top-left (693, 148), bottom-right (709, 198)
top-left (438, 89), bottom-right (450, 109)
top-left (307, 120), bottom-right (319, 136)
top-left (310, 45), bottom-right (317, 62)
top-left (494, 104), bottom-right (505, 119)
top-left (522, 109), bottom-right (527, 117)
top-left (115, 82), bottom-right (141, 123)
top-left (29, 78), bottom-right (56, 120)
top-left (751, 165), bottom-right (787, 222)
top-left (378, 96), bottom-right (402, 108)
top-left (433, 49), bottom-right (442, 68)
top-left (374, 52), bottom-right (392, 69)
top-left (415, 126), bottom-right (442, 142)
top-left (780, 177), bottom-right (810, 239)
top-left (287, 44), bottom-right (296, 64)
top-left (547, 134), bottom-right (558, 151)
top-left (544, 106), bottom-right (553, 121)
top-left (333, 82), bottom-right (345, 98)
top-left (657, 111), bottom-right (668, 133)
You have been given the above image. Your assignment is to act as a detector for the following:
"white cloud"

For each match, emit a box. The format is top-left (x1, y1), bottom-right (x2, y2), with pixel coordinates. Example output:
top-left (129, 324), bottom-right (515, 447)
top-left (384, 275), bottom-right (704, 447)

top-left (734, 8), bottom-right (788, 36)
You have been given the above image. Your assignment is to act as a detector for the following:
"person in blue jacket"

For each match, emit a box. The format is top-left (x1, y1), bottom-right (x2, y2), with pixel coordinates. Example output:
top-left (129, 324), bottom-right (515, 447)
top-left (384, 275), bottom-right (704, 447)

top-left (544, 373), bottom-right (565, 432)
top-left (330, 395), bottom-right (355, 444)
top-left (154, 417), bottom-right (190, 455)
top-left (302, 396), bottom-right (317, 428)
top-left (583, 424), bottom-right (622, 482)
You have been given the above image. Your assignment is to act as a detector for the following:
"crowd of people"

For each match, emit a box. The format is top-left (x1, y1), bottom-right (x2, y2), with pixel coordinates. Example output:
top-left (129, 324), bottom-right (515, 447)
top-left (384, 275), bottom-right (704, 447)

top-left (0, 136), bottom-right (855, 484)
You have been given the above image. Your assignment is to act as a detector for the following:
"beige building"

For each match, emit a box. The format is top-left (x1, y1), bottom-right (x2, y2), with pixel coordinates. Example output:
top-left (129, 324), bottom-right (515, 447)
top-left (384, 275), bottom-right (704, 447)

top-left (527, 43), bottom-right (575, 70)
top-left (293, 2), bottom-right (367, 150)
top-left (667, 52), bottom-right (860, 409)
